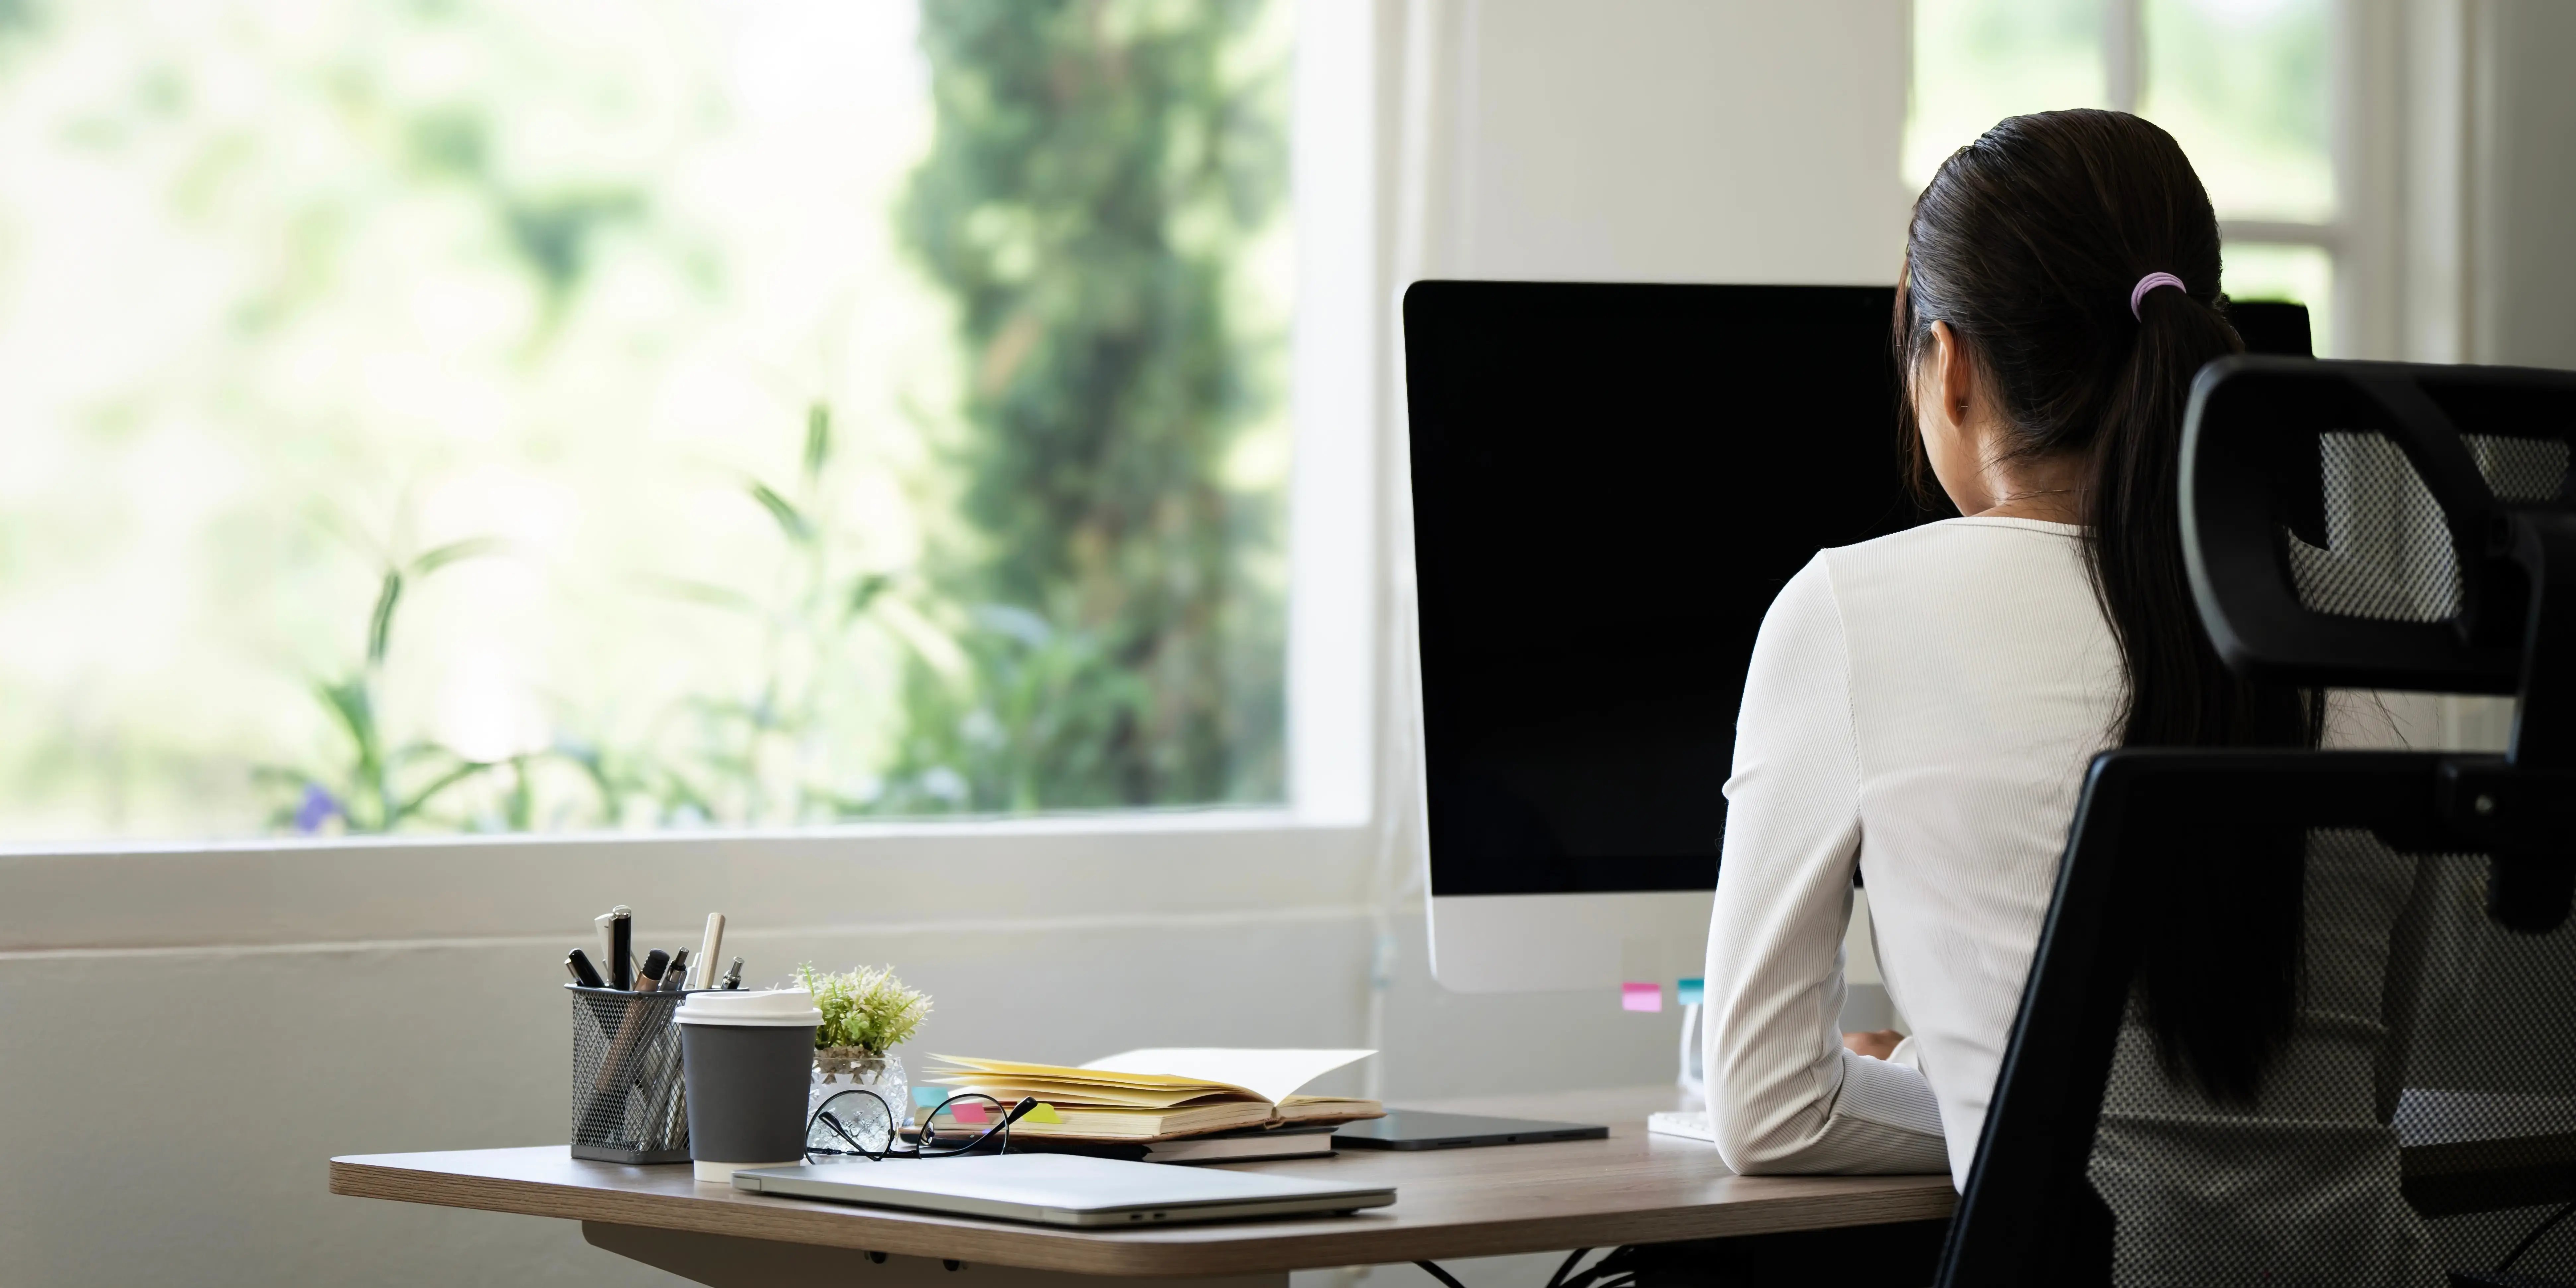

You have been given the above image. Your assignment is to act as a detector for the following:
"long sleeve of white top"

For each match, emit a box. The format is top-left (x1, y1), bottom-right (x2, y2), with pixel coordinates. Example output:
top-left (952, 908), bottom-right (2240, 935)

top-left (1702, 557), bottom-right (1950, 1175)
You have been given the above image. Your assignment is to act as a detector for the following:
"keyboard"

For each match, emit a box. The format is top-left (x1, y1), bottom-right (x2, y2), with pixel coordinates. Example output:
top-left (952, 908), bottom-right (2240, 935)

top-left (1646, 1111), bottom-right (1714, 1142)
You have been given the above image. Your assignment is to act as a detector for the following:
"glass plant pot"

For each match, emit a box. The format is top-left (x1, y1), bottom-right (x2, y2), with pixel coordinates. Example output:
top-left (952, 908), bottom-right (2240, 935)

top-left (811, 1048), bottom-right (907, 1132)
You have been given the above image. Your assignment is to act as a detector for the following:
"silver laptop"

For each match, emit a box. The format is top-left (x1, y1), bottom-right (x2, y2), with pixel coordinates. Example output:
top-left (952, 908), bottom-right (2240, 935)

top-left (731, 1154), bottom-right (1395, 1227)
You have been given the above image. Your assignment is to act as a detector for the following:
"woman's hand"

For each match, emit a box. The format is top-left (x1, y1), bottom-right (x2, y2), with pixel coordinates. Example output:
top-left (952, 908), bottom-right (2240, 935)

top-left (1842, 1029), bottom-right (1904, 1061)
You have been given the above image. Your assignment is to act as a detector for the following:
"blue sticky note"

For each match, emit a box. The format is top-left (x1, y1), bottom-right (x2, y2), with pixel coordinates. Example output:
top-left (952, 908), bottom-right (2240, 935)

top-left (914, 1085), bottom-right (949, 1108)
top-left (1677, 977), bottom-right (1706, 1006)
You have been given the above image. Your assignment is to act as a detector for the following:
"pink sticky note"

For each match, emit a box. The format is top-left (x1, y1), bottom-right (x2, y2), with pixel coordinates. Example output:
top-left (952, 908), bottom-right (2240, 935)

top-left (1622, 982), bottom-right (1663, 1012)
top-left (948, 1101), bottom-right (990, 1125)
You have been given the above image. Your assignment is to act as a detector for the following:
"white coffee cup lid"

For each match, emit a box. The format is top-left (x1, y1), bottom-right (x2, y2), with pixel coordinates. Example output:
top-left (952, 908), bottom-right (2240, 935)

top-left (674, 987), bottom-right (822, 1028)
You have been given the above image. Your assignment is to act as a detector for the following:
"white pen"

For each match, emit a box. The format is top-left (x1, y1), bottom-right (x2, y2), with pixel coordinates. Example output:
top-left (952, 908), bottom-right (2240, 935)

top-left (693, 913), bottom-right (726, 990)
top-left (594, 910), bottom-right (618, 985)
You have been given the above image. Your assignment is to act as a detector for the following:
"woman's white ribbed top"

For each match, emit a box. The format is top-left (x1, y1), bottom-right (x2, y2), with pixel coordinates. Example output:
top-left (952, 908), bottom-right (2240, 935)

top-left (1701, 516), bottom-right (2119, 1187)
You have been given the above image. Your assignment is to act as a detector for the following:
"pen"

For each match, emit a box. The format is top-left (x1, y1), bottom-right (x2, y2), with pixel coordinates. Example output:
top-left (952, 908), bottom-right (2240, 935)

top-left (591, 941), bottom-right (661, 1116)
top-left (605, 906), bottom-right (633, 990)
top-left (661, 949), bottom-right (690, 992)
top-left (720, 956), bottom-right (744, 990)
top-left (634, 948), bottom-right (670, 991)
top-left (565, 949), bottom-right (605, 989)
top-left (694, 913), bottom-right (726, 990)
top-left (594, 911), bottom-right (617, 987)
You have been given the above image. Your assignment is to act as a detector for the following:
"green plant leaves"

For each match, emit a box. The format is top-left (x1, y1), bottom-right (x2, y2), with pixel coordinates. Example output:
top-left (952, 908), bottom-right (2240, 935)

top-left (365, 570), bottom-right (402, 667)
top-left (274, 528), bottom-right (521, 833)
top-left (803, 402), bottom-right (832, 482)
top-left (411, 535), bottom-right (509, 576)
top-left (845, 573), bottom-right (892, 621)
top-left (316, 678), bottom-right (378, 767)
top-left (637, 573), bottom-right (764, 616)
top-left (748, 480), bottom-right (814, 545)
top-left (798, 962), bottom-right (933, 1054)
top-left (368, 537), bottom-right (508, 666)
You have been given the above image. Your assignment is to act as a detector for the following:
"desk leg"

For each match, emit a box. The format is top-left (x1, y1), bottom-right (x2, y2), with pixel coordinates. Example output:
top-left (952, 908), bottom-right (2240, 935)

top-left (582, 1221), bottom-right (1290, 1288)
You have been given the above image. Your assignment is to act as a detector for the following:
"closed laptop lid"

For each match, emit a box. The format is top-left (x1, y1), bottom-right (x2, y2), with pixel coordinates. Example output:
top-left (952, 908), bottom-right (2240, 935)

top-left (734, 1153), bottom-right (1394, 1216)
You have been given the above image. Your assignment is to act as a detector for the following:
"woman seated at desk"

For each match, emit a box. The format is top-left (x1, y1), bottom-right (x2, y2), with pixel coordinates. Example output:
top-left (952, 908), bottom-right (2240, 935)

top-left (1699, 108), bottom-right (2326, 1188)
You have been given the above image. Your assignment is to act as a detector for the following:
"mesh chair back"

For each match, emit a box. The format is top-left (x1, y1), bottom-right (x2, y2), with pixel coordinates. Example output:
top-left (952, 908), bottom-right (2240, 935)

top-left (2181, 358), bottom-right (2576, 701)
top-left (1941, 359), bottom-right (2576, 1288)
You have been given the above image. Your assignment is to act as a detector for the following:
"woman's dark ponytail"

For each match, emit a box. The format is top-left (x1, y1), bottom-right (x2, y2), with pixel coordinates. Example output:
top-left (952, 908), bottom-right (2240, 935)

top-left (1899, 109), bottom-right (2322, 1102)
top-left (2098, 271), bottom-right (2301, 748)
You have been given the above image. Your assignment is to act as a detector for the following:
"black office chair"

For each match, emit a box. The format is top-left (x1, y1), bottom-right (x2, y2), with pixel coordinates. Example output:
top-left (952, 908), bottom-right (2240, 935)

top-left (1938, 357), bottom-right (2576, 1287)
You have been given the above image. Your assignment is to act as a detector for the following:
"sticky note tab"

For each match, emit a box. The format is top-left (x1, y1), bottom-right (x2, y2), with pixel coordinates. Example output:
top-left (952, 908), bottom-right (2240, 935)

top-left (1677, 977), bottom-right (1706, 1006)
top-left (948, 1100), bottom-right (990, 1125)
top-left (1025, 1102), bottom-right (1064, 1124)
top-left (914, 1086), bottom-right (949, 1108)
top-left (1622, 982), bottom-right (1663, 1012)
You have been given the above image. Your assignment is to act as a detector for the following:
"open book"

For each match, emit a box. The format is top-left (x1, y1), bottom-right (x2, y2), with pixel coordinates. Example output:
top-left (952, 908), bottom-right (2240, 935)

top-left (923, 1048), bottom-right (1383, 1142)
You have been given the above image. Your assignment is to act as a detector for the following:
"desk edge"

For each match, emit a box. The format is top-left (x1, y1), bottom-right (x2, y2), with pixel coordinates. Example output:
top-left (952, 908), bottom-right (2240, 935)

top-left (329, 1156), bottom-right (1956, 1277)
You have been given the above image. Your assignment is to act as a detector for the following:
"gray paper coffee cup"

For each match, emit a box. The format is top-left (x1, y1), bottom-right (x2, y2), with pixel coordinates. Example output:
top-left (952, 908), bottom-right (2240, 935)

top-left (674, 988), bottom-right (822, 1183)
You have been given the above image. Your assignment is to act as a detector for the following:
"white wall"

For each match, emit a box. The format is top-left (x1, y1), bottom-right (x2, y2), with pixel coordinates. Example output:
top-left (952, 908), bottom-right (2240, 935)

top-left (0, 5), bottom-right (1916, 1286)
top-left (0, 823), bottom-right (1716, 1287)
top-left (1414, 0), bottom-right (1909, 284)
top-left (2470, 0), bottom-right (2576, 373)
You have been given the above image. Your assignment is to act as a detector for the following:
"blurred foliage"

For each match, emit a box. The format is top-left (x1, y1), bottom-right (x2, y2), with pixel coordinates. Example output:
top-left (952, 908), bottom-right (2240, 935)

top-left (1910, 0), bottom-right (2332, 222)
top-left (1906, 0), bottom-right (2104, 187)
top-left (0, 0), bottom-right (40, 48)
top-left (258, 533), bottom-right (514, 833)
top-left (2142, 0), bottom-right (2331, 221)
top-left (604, 402), bottom-right (920, 826)
top-left (265, 401), bottom-right (930, 831)
top-left (0, 0), bottom-right (1294, 840)
top-left (872, 603), bottom-right (1152, 814)
top-left (401, 106), bottom-right (647, 329)
top-left (895, 0), bottom-right (1289, 811)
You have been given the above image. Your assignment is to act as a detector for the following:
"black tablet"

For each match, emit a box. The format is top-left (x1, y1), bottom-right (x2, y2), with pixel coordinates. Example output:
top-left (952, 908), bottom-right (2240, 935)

top-left (1333, 1110), bottom-right (1608, 1150)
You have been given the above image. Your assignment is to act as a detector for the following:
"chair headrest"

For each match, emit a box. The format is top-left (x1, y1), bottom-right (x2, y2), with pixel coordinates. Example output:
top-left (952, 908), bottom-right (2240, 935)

top-left (2184, 356), bottom-right (2576, 927)
top-left (2181, 356), bottom-right (2576, 698)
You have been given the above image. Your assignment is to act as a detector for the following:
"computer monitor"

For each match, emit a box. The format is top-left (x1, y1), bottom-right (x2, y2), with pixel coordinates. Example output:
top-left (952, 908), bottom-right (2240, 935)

top-left (2225, 299), bottom-right (2316, 360)
top-left (1400, 285), bottom-right (2311, 994)
top-left (1403, 281), bottom-right (1934, 992)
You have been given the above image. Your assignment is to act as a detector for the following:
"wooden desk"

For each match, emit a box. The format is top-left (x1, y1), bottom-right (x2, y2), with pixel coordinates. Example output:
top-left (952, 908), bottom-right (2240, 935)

top-left (330, 1087), bottom-right (1955, 1286)
top-left (2397, 1088), bottom-right (2576, 1217)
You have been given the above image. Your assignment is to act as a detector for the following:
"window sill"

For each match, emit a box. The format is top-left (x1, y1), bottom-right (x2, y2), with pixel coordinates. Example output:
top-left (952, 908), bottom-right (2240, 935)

top-left (0, 807), bottom-right (1381, 956)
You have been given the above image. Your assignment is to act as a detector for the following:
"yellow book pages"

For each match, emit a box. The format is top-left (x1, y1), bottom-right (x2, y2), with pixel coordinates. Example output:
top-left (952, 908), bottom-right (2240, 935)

top-left (1082, 1049), bottom-right (1375, 1106)
top-left (926, 1049), bottom-right (1383, 1140)
top-left (930, 1050), bottom-right (1376, 1107)
top-left (920, 1077), bottom-right (1236, 1110)
top-left (925, 1055), bottom-right (1244, 1096)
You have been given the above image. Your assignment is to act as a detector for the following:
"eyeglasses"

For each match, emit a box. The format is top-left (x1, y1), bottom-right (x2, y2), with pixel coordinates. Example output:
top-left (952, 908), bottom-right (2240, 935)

top-left (805, 1089), bottom-right (1040, 1162)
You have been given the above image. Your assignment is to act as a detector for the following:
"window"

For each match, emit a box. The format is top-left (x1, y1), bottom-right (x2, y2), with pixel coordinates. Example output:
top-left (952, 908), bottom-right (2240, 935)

top-left (1909, 0), bottom-right (2339, 353)
top-left (0, 0), bottom-right (1296, 841)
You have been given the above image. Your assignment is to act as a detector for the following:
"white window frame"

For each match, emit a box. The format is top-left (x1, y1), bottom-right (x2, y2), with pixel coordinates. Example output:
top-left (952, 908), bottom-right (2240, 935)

top-left (0, 9), bottom-right (1394, 953)
top-left (2098, 0), bottom-right (2360, 355)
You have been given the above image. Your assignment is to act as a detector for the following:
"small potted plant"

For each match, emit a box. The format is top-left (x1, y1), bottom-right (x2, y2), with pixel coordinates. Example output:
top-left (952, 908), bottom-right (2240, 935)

top-left (798, 963), bottom-right (932, 1124)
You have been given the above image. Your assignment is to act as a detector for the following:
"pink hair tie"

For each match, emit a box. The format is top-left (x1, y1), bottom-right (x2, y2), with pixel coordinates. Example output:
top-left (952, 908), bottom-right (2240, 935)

top-left (2129, 271), bottom-right (2187, 319)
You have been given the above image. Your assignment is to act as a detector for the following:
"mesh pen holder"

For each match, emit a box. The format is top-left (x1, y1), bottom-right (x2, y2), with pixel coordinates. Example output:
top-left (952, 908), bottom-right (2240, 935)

top-left (568, 984), bottom-right (691, 1164)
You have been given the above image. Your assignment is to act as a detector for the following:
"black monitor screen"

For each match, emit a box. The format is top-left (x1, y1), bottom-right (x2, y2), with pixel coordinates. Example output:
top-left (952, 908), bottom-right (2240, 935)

top-left (2225, 299), bottom-right (2316, 359)
top-left (1404, 281), bottom-right (1938, 896)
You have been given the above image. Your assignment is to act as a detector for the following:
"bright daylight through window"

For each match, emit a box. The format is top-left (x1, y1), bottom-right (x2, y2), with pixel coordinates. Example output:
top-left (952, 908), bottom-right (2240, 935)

top-left (0, 0), bottom-right (1294, 841)
top-left (1908, 0), bottom-right (2336, 351)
